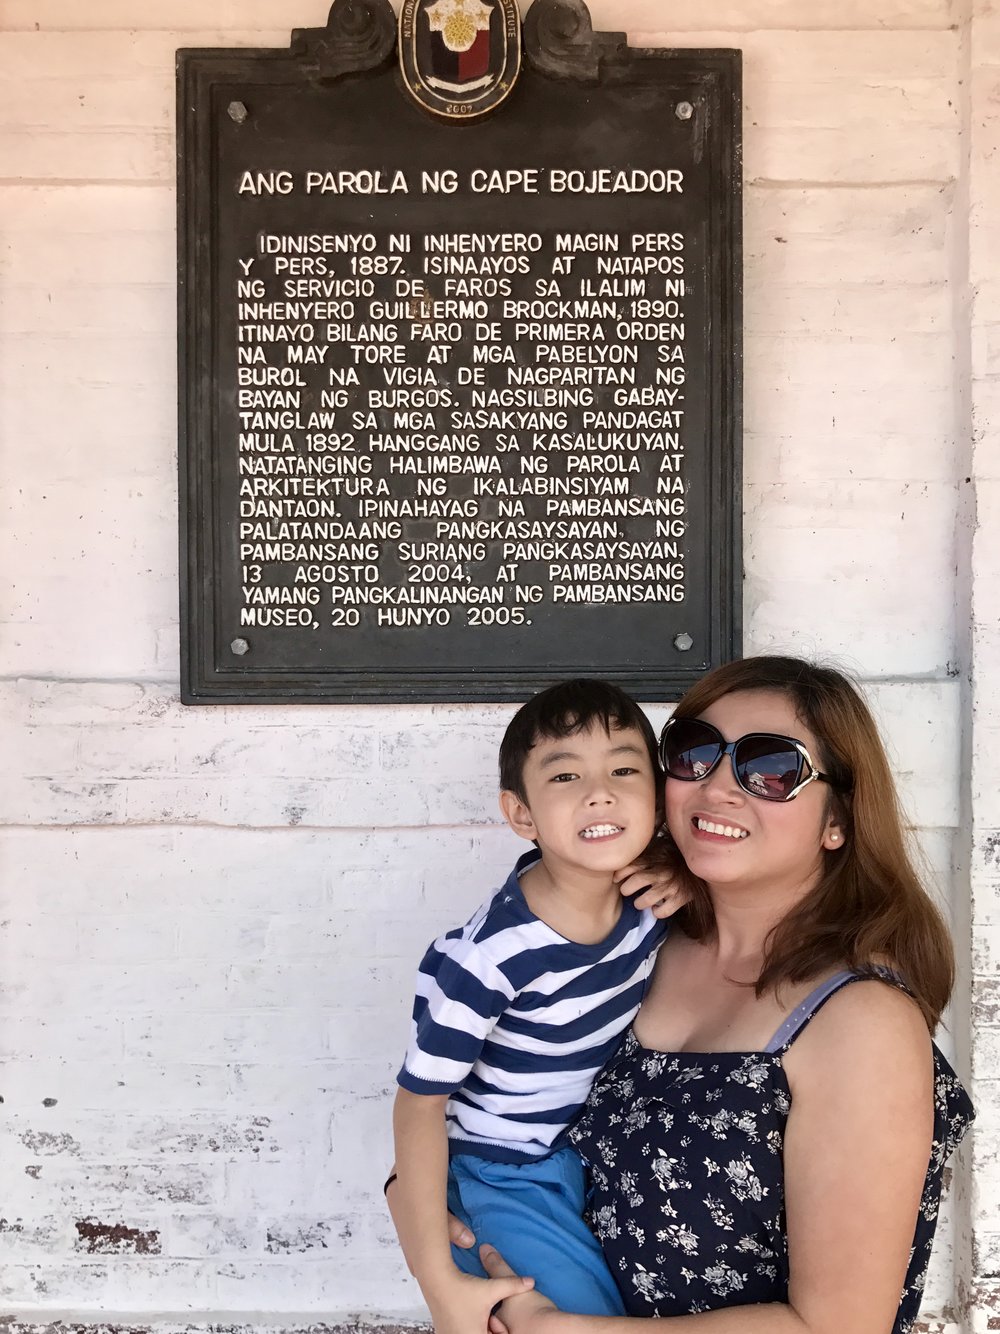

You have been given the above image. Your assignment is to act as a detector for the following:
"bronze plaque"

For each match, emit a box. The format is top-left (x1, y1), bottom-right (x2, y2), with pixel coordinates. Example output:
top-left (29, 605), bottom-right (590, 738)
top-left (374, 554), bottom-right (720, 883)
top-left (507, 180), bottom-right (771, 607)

top-left (177, 0), bottom-right (742, 702)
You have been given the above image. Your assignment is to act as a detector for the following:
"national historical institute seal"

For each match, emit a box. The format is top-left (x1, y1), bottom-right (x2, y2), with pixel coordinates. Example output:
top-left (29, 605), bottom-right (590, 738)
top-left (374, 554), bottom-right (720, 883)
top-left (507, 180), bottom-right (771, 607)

top-left (399, 0), bottom-right (521, 120)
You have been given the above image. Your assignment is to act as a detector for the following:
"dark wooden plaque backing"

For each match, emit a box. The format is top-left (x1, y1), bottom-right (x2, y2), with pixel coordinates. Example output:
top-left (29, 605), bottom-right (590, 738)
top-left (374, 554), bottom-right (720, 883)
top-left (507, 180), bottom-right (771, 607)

top-left (177, 0), bottom-right (742, 703)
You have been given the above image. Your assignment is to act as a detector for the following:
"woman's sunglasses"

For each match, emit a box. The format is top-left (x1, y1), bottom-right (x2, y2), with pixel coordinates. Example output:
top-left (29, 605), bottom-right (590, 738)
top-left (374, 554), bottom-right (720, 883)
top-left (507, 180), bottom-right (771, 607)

top-left (658, 717), bottom-right (849, 803)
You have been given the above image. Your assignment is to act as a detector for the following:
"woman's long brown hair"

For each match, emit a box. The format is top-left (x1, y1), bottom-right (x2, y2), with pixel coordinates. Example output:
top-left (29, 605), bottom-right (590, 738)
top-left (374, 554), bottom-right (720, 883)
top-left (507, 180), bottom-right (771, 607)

top-left (665, 656), bottom-right (954, 1032)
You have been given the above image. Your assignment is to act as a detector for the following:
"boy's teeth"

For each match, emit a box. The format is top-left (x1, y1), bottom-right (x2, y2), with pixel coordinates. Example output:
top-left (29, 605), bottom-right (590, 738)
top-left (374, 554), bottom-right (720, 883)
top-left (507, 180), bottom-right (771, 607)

top-left (696, 818), bottom-right (748, 840)
top-left (581, 824), bottom-right (623, 839)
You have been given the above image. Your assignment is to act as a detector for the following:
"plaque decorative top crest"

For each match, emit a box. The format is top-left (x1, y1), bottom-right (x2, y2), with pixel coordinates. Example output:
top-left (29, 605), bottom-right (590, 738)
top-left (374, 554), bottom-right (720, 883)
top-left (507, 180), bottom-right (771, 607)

top-left (399, 0), bottom-right (521, 119)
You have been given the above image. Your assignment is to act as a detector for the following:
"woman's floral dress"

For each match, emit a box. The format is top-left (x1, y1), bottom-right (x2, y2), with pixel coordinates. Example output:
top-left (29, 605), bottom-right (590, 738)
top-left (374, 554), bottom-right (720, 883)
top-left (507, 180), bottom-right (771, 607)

top-left (570, 971), bottom-right (973, 1331)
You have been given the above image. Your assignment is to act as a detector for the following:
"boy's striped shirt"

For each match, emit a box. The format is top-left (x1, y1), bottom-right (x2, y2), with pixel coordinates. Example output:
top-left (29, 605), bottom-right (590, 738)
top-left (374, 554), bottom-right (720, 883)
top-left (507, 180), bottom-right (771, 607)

top-left (398, 850), bottom-right (668, 1163)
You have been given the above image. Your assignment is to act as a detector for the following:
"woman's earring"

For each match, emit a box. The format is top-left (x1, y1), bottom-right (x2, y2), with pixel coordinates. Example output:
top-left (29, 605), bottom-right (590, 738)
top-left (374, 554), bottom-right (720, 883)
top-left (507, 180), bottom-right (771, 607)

top-left (830, 833), bottom-right (840, 843)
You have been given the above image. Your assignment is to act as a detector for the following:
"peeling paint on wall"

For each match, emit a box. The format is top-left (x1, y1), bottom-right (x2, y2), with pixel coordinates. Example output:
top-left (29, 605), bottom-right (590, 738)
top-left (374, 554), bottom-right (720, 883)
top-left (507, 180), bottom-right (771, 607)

top-left (74, 1220), bottom-right (161, 1256)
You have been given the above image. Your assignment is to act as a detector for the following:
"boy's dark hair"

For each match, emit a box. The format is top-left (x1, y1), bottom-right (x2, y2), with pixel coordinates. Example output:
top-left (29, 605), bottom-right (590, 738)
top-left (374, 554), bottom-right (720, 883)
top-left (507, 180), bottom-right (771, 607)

top-left (499, 678), bottom-right (661, 802)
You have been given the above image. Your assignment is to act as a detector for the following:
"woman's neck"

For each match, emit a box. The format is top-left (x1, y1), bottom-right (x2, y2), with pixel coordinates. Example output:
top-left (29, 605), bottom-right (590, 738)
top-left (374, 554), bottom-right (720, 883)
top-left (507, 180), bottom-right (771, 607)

top-left (706, 876), bottom-right (817, 970)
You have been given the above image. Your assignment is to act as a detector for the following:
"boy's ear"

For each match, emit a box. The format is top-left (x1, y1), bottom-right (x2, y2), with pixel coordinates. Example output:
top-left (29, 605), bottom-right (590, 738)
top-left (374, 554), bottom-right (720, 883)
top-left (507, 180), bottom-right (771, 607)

top-left (499, 788), bottom-right (537, 842)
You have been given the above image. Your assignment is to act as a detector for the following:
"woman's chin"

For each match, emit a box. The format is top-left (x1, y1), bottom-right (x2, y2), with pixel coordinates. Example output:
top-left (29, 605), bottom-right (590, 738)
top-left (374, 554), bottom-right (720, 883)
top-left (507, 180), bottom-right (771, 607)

top-left (673, 838), bottom-right (750, 883)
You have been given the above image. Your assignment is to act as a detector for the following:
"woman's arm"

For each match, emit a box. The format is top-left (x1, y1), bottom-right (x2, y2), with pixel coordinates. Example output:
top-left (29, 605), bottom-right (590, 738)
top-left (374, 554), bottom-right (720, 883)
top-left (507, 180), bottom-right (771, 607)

top-left (480, 1251), bottom-right (790, 1334)
top-left (779, 979), bottom-right (933, 1333)
top-left (484, 980), bottom-right (933, 1334)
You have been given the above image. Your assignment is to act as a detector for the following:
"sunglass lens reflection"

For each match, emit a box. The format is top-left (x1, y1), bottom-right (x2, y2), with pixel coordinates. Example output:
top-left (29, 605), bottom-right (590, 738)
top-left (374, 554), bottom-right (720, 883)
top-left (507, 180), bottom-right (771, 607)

top-left (662, 721), bottom-right (723, 780)
top-left (664, 723), bottom-right (806, 802)
top-left (732, 737), bottom-right (803, 800)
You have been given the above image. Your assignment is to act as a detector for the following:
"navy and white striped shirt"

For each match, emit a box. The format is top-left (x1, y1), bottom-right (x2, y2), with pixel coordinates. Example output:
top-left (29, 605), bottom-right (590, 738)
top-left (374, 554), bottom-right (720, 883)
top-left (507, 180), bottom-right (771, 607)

top-left (398, 850), bottom-right (668, 1163)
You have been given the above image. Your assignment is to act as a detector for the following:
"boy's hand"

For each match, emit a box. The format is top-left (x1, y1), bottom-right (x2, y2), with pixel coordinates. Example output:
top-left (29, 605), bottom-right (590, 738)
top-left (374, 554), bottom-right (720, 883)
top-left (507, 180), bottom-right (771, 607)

top-left (615, 859), bottom-right (689, 917)
top-left (424, 1264), bottom-right (536, 1334)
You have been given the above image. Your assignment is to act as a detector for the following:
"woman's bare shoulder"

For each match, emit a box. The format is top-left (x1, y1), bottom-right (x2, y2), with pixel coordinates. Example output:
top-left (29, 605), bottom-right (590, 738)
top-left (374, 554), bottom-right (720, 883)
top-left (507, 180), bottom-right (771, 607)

top-left (786, 977), bottom-right (931, 1081)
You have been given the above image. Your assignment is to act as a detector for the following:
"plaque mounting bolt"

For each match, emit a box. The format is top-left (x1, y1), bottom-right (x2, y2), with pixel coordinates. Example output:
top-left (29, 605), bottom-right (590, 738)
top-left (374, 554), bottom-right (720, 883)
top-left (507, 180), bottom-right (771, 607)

top-left (675, 101), bottom-right (694, 121)
top-left (230, 637), bottom-right (251, 656)
top-left (673, 633), bottom-right (694, 652)
top-left (228, 100), bottom-right (248, 124)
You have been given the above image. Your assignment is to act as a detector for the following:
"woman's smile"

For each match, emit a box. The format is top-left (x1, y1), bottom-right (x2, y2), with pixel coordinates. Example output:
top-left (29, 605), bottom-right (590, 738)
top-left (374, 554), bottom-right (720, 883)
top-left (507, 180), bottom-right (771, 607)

top-left (691, 816), bottom-right (749, 841)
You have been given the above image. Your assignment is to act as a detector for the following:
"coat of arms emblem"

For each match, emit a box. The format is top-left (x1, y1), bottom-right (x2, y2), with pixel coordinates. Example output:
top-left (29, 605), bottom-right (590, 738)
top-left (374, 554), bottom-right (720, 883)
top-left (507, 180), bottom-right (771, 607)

top-left (399, 0), bottom-right (521, 119)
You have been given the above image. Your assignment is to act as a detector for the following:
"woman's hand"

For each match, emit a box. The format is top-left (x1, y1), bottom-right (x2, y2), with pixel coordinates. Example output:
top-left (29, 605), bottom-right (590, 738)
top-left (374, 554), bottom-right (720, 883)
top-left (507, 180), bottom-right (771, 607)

top-left (425, 1267), bottom-right (537, 1334)
top-left (615, 857), bottom-right (688, 918)
top-left (480, 1245), bottom-right (560, 1334)
top-left (449, 1212), bottom-right (476, 1250)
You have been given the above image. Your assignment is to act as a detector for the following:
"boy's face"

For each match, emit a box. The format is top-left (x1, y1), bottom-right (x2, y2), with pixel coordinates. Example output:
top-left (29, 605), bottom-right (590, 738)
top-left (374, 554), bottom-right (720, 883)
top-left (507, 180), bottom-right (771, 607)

top-left (500, 722), bottom-right (658, 880)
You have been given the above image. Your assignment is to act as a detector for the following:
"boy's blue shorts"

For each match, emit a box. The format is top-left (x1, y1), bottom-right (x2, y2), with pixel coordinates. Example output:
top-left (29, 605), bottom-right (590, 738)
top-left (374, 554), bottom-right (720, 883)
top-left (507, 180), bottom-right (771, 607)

top-left (446, 1146), bottom-right (625, 1316)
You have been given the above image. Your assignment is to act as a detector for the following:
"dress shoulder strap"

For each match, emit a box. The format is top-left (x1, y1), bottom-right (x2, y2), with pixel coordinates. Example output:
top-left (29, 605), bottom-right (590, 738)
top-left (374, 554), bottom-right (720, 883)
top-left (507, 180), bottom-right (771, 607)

top-left (763, 969), bottom-right (904, 1054)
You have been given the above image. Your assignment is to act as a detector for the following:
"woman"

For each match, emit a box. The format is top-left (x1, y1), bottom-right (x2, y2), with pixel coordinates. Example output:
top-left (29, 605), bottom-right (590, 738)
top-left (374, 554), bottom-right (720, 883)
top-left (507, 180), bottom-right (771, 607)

top-left (472, 656), bottom-right (973, 1333)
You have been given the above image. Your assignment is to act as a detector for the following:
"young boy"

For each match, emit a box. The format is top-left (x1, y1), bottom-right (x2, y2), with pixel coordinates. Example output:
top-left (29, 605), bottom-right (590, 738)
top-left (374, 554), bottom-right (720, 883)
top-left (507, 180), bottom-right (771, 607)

top-left (392, 680), bottom-right (673, 1330)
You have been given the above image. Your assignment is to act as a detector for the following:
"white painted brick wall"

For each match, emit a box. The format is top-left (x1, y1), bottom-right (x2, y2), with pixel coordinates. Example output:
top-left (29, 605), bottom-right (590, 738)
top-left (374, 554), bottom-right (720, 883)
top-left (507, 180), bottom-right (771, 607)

top-left (0, 0), bottom-right (989, 1329)
top-left (966, 2), bottom-right (1000, 1329)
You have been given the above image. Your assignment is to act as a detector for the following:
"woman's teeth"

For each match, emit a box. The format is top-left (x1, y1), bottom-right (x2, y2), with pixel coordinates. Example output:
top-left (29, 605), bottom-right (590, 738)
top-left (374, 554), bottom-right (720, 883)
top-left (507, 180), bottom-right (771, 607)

top-left (695, 818), bottom-right (748, 840)
top-left (581, 824), bottom-right (623, 839)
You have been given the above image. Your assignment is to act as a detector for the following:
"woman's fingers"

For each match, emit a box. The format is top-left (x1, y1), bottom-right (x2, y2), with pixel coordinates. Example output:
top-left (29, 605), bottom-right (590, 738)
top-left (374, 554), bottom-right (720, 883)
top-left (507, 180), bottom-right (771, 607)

top-left (447, 1213), bottom-right (475, 1248)
top-left (488, 1315), bottom-right (510, 1334)
top-left (479, 1243), bottom-right (515, 1277)
top-left (480, 1244), bottom-right (534, 1289)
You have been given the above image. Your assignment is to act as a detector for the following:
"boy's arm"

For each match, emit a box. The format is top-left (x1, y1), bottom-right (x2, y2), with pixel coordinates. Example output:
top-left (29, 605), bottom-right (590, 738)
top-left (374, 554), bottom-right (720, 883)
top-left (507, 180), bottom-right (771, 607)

top-left (395, 916), bottom-right (526, 1329)
top-left (391, 1088), bottom-right (454, 1289)
top-left (392, 1088), bottom-right (535, 1334)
